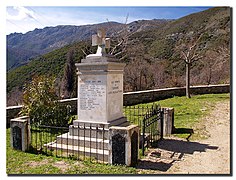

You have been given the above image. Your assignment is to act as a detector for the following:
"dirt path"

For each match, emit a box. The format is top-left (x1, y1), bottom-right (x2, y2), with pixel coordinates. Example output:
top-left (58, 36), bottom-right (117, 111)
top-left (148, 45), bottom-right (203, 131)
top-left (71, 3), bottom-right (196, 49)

top-left (137, 100), bottom-right (230, 174)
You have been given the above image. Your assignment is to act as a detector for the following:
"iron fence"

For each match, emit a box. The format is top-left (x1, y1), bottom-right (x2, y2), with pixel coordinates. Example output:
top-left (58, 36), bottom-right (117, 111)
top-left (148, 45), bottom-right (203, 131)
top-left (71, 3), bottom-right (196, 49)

top-left (29, 104), bottom-right (163, 162)
top-left (142, 104), bottom-right (163, 155)
top-left (123, 103), bottom-right (156, 127)
top-left (124, 103), bottom-right (164, 155)
top-left (30, 123), bottom-right (109, 163)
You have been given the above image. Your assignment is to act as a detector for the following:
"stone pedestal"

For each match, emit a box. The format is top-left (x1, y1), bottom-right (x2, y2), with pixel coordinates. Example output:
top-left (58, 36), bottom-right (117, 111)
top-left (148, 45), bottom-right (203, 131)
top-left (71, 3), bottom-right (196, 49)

top-left (10, 116), bottom-right (31, 151)
top-left (109, 125), bottom-right (139, 166)
top-left (74, 56), bottom-right (129, 127)
top-left (59, 55), bottom-right (130, 164)
top-left (45, 31), bottom-right (139, 166)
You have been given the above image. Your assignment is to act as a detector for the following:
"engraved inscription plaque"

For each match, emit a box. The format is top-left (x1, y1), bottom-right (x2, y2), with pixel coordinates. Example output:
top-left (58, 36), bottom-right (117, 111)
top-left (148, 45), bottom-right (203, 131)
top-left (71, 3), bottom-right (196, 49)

top-left (108, 80), bottom-right (122, 95)
top-left (107, 74), bottom-right (124, 120)
top-left (79, 80), bottom-right (105, 110)
top-left (78, 77), bottom-right (107, 122)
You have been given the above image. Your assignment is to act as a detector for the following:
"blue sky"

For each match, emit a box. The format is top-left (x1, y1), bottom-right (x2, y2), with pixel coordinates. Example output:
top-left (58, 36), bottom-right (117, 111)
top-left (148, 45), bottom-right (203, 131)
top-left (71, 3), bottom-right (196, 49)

top-left (6, 6), bottom-right (211, 35)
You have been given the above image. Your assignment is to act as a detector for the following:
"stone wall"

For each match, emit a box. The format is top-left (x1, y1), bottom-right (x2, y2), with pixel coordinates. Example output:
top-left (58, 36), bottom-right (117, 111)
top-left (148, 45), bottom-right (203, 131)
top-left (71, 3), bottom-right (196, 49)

top-left (123, 84), bottom-right (230, 105)
top-left (6, 84), bottom-right (230, 127)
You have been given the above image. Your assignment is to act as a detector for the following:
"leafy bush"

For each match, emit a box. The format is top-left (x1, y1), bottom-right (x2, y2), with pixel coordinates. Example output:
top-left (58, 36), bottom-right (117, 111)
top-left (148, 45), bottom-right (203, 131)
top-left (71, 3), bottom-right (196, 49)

top-left (20, 76), bottom-right (74, 127)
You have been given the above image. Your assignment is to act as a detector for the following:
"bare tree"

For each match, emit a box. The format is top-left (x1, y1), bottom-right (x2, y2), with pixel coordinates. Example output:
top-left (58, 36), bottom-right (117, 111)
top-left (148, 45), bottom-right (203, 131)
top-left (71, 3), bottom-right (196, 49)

top-left (202, 50), bottom-right (217, 85)
top-left (81, 14), bottom-right (132, 60)
top-left (7, 87), bottom-right (23, 106)
top-left (151, 61), bottom-right (166, 88)
top-left (179, 34), bottom-right (204, 98)
top-left (124, 59), bottom-right (141, 91)
top-left (200, 44), bottom-right (230, 85)
top-left (106, 14), bottom-right (138, 60)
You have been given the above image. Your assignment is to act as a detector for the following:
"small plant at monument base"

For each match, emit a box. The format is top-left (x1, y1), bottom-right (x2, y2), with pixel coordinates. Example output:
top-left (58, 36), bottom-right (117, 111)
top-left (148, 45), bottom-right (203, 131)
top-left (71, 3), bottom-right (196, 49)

top-left (20, 75), bottom-right (74, 127)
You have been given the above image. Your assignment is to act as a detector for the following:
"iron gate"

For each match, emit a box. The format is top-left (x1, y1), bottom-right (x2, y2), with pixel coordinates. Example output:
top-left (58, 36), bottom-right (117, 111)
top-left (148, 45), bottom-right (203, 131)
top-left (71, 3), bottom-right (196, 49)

top-left (141, 104), bottom-right (164, 155)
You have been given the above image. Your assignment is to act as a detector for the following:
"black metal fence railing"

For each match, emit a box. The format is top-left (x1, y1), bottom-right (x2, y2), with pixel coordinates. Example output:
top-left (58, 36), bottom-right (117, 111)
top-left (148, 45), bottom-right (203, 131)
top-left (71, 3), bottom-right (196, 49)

top-left (30, 123), bottom-right (109, 163)
top-left (124, 103), bottom-right (164, 155)
top-left (29, 104), bottom-right (163, 162)
top-left (123, 103), bottom-right (155, 127)
top-left (142, 104), bottom-right (164, 155)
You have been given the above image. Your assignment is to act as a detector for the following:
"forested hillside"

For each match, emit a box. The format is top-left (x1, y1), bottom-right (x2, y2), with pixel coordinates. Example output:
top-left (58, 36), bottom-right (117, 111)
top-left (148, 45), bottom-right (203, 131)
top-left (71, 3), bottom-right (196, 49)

top-left (7, 7), bottom-right (231, 106)
top-left (7, 20), bottom-right (170, 70)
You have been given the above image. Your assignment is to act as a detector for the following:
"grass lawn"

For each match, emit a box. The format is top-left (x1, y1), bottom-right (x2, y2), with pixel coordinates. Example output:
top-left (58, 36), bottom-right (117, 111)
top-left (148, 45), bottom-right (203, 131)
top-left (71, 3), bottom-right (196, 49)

top-left (125, 93), bottom-right (230, 140)
top-left (158, 93), bottom-right (229, 140)
top-left (6, 128), bottom-right (137, 174)
top-left (6, 93), bottom-right (230, 175)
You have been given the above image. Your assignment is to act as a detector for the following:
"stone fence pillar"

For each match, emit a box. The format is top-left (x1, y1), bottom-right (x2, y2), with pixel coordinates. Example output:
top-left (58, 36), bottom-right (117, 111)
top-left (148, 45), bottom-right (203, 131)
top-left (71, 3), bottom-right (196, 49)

top-left (162, 107), bottom-right (174, 136)
top-left (109, 125), bottom-right (139, 166)
top-left (10, 116), bottom-right (31, 151)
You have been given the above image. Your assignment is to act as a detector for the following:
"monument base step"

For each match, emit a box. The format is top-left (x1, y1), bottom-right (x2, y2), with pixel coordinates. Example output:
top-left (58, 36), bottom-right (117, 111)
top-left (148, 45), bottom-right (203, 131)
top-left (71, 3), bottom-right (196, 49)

top-left (44, 142), bottom-right (109, 162)
top-left (109, 117), bottom-right (130, 127)
top-left (56, 132), bottom-right (109, 149)
top-left (69, 117), bottom-right (129, 137)
top-left (69, 125), bottom-right (109, 139)
top-left (116, 120), bottom-right (130, 127)
top-left (73, 117), bottom-right (129, 128)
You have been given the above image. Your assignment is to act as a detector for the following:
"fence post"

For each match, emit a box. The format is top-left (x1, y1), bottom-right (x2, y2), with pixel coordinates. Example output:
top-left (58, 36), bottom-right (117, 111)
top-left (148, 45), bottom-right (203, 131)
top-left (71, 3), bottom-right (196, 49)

top-left (142, 120), bottom-right (145, 156)
top-left (109, 125), bottom-right (139, 166)
top-left (160, 109), bottom-right (164, 140)
top-left (162, 107), bottom-right (175, 136)
top-left (10, 116), bottom-right (31, 151)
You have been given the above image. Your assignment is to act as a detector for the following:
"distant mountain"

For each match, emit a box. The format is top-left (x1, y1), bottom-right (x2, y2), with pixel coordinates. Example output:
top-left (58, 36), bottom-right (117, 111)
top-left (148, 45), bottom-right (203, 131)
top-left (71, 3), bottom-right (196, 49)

top-left (7, 7), bottom-right (230, 106)
top-left (7, 19), bottom-right (171, 70)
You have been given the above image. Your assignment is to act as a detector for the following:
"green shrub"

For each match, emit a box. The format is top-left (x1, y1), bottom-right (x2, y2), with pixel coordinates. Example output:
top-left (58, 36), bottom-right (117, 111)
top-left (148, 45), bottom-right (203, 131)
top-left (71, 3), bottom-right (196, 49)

top-left (20, 75), bottom-right (74, 127)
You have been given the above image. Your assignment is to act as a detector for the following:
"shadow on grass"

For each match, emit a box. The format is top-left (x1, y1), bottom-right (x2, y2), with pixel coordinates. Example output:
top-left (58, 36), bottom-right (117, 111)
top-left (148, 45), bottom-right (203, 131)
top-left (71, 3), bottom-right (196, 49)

top-left (173, 128), bottom-right (194, 141)
top-left (26, 145), bottom-right (50, 156)
top-left (137, 159), bottom-right (175, 172)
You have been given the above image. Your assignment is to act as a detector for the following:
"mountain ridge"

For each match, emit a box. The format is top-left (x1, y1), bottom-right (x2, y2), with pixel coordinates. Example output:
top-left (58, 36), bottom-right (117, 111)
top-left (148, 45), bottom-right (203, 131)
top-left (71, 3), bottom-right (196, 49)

top-left (7, 7), bottom-right (230, 106)
top-left (7, 19), bottom-right (171, 70)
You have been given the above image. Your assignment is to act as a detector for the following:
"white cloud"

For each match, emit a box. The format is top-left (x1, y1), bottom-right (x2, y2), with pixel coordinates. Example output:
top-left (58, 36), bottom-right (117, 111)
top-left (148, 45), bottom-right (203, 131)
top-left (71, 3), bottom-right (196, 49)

top-left (7, 6), bottom-right (36, 21)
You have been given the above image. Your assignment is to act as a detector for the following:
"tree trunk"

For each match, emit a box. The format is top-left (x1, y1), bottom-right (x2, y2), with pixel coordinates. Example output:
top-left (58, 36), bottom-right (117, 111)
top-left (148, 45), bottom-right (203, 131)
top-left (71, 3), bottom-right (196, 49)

top-left (186, 63), bottom-right (191, 98)
top-left (207, 67), bottom-right (212, 85)
top-left (139, 71), bottom-right (142, 91)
